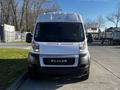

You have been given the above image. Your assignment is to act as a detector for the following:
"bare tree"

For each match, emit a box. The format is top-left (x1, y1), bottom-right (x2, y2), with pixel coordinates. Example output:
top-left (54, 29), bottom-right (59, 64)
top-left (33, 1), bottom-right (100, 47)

top-left (96, 16), bottom-right (105, 29)
top-left (84, 19), bottom-right (98, 30)
top-left (106, 7), bottom-right (120, 27)
top-left (0, 0), bottom-right (59, 32)
top-left (19, 0), bottom-right (26, 32)
top-left (85, 16), bottom-right (105, 28)
top-left (10, 0), bottom-right (20, 31)
top-left (0, 0), bottom-right (12, 24)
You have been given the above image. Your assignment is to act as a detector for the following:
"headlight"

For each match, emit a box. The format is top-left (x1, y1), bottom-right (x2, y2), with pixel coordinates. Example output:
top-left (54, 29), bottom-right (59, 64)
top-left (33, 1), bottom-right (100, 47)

top-left (32, 41), bottom-right (39, 52)
top-left (80, 41), bottom-right (87, 50)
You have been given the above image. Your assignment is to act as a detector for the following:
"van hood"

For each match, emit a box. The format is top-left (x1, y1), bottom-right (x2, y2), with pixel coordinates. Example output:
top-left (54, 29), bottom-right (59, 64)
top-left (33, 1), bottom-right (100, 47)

top-left (39, 42), bottom-right (82, 55)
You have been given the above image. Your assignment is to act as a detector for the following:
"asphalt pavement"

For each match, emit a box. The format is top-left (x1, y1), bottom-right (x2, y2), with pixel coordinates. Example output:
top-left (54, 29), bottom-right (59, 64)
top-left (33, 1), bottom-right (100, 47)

top-left (18, 44), bottom-right (120, 90)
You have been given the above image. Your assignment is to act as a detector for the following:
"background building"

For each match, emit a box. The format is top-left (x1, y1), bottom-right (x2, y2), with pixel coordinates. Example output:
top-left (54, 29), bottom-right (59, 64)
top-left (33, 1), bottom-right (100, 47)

top-left (87, 27), bottom-right (101, 40)
top-left (0, 24), bottom-right (15, 42)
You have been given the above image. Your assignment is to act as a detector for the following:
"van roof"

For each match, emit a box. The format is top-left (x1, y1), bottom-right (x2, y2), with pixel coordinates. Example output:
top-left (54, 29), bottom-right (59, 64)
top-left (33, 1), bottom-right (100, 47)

top-left (36, 12), bottom-right (83, 23)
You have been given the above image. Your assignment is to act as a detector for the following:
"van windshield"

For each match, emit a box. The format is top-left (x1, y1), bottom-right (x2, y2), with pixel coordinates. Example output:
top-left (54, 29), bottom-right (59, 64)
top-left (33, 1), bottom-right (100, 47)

top-left (34, 22), bottom-right (85, 42)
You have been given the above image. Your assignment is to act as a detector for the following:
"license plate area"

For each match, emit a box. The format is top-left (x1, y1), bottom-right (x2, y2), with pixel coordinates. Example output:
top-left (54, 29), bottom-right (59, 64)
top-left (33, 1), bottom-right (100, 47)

top-left (43, 58), bottom-right (75, 65)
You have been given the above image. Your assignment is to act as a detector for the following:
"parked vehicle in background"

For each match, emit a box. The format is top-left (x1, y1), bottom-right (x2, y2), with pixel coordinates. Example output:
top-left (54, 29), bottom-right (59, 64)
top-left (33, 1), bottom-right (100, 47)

top-left (86, 33), bottom-right (93, 43)
top-left (112, 29), bottom-right (120, 45)
top-left (0, 24), bottom-right (15, 42)
top-left (26, 12), bottom-right (90, 80)
top-left (103, 27), bottom-right (120, 45)
top-left (87, 27), bottom-right (100, 40)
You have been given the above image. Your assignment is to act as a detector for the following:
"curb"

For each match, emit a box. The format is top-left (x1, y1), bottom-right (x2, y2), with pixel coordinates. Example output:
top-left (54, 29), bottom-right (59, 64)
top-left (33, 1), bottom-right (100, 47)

top-left (6, 71), bottom-right (28, 90)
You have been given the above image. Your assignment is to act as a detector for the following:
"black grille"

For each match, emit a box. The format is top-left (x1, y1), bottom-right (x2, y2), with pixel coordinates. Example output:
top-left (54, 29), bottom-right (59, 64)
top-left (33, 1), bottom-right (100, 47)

top-left (43, 58), bottom-right (75, 65)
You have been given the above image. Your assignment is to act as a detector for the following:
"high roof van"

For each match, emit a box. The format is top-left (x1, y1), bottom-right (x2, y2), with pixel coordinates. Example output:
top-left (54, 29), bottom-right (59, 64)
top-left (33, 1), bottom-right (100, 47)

top-left (26, 12), bottom-right (90, 80)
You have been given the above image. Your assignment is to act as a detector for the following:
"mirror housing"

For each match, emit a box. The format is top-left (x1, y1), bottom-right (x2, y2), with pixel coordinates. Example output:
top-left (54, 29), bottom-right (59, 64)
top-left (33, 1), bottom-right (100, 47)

top-left (26, 33), bottom-right (32, 43)
top-left (86, 33), bottom-right (93, 43)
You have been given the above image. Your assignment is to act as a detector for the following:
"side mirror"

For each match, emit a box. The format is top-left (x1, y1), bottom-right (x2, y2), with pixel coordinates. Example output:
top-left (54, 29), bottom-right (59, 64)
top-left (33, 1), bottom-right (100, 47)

top-left (26, 33), bottom-right (32, 43)
top-left (86, 34), bottom-right (93, 43)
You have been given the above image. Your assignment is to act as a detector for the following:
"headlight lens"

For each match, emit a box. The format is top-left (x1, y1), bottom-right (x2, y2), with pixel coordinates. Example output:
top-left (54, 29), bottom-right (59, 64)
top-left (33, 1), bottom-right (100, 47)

top-left (32, 41), bottom-right (39, 52)
top-left (80, 41), bottom-right (87, 50)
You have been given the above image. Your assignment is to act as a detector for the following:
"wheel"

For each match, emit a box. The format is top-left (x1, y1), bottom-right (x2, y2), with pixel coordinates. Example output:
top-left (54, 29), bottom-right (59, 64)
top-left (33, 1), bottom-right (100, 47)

top-left (28, 67), bottom-right (37, 79)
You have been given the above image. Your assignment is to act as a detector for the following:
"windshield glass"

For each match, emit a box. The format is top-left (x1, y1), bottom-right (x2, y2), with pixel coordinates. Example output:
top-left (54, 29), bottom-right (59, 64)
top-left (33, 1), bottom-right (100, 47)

top-left (34, 22), bottom-right (85, 42)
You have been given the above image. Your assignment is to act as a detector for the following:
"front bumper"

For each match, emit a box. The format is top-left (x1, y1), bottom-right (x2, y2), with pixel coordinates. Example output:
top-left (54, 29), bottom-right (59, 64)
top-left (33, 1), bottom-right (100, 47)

top-left (28, 52), bottom-right (90, 75)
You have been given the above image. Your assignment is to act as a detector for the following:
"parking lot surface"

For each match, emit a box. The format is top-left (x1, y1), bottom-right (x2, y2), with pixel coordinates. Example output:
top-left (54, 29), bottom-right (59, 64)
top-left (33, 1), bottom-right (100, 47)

top-left (19, 45), bottom-right (120, 90)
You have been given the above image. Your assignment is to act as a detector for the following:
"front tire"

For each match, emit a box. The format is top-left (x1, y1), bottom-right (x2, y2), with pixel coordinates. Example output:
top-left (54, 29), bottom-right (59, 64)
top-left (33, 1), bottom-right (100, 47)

top-left (28, 67), bottom-right (37, 79)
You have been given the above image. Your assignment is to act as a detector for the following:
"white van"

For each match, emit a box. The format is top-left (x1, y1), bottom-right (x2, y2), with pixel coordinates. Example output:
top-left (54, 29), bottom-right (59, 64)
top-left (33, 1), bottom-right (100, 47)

top-left (26, 12), bottom-right (90, 80)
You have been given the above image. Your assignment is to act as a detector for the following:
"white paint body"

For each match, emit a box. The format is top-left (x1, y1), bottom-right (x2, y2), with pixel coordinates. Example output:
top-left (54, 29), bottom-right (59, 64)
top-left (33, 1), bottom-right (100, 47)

top-left (30, 12), bottom-right (89, 67)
